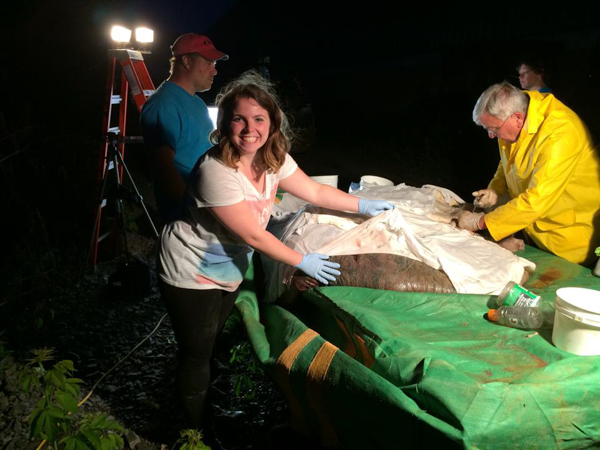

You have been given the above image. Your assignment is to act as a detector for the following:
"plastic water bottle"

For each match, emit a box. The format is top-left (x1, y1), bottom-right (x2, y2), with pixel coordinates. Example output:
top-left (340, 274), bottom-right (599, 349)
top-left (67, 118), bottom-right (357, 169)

top-left (488, 306), bottom-right (543, 330)
top-left (496, 281), bottom-right (540, 307)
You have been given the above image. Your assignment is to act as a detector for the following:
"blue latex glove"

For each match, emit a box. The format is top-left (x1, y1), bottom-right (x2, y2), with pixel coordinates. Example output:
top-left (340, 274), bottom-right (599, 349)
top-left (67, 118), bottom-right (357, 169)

top-left (358, 198), bottom-right (395, 216)
top-left (295, 253), bottom-right (341, 285)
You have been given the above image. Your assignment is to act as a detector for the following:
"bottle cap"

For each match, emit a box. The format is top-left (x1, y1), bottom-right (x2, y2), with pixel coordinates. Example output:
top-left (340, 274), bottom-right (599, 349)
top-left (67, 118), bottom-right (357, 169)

top-left (488, 309), bottom-right (499, 322)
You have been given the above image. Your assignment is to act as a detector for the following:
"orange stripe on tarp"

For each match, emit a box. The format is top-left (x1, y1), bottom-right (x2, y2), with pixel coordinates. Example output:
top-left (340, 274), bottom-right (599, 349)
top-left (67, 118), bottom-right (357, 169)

top-left (306, 341), bottom-right (339, 447)
top-left (355, 333), bottom-right (375, 368)
top-left (335, 316), bottom-right (357, 358)
top-left (275, 329), bottom-right (319, 435)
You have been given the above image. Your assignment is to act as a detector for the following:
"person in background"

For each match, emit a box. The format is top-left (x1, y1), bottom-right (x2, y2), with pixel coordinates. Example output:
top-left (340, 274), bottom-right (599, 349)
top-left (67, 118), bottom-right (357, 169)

top-left (141, 33), bottom-right (228, 223)
top-left (516, 57), bottom-right (551, 93)
top-left (459, 81), bottom-right (600, 265)
top-left (157, 71), bottom-right (394, 434)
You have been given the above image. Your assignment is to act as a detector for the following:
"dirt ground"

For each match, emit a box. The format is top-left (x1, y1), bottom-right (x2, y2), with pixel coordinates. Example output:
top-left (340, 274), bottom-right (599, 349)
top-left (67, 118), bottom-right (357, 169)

top-left (3, 246), bottom-right (323, 449)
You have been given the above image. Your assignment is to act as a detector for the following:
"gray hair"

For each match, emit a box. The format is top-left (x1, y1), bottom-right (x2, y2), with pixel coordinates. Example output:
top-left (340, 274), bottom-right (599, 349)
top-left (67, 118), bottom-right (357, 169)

top-left (472, 82), bottom-right (529, 125)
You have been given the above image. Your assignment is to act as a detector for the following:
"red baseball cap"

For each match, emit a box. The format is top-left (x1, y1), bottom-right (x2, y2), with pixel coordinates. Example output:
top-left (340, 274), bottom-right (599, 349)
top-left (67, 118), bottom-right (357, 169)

top-left (171, 33), bottom-right (229, 61)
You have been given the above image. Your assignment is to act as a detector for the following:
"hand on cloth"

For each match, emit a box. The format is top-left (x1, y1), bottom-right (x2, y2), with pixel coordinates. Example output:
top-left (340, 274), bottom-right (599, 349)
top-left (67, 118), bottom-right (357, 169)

top-left (458, 211), bottom-right (485, 231)
top-left (497, 235), bottom-right (525, 253)
top-left (472, 188), bottom-right (498, 208)
top-left (295, 253), bottom-right (341, 285)
top-left (358, 198), bottom-right (395, 216)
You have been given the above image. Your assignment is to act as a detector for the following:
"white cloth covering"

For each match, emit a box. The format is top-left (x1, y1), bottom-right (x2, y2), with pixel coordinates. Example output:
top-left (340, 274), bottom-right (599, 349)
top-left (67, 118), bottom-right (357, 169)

top-left (266, 183), bottom-right (535, 301)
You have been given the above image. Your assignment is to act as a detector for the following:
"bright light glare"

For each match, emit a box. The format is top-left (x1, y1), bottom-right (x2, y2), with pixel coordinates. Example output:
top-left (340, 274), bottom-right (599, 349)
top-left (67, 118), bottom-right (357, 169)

top-left (111, 25), bottom-right (132, 43)
top-left (135, 27), bottom-right (154, 43)
top-left (208, 107), bottom-right (218, 129)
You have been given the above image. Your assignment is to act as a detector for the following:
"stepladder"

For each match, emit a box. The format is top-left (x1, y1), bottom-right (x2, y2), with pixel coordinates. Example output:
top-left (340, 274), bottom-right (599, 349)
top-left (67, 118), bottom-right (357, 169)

top-left (89, 49), bottom-right (157, 268)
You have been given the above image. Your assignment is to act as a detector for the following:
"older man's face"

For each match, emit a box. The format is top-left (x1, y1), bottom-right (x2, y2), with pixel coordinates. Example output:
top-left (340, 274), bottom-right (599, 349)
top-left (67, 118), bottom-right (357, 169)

top-left (479, 111), bottom-right (524, 143)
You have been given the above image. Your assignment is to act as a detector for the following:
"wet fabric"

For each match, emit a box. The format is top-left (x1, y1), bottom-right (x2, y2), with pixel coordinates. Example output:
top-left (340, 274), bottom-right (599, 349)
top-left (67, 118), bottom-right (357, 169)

top-left (264, 184), bottom-right (535, 301)
top-left (237, 245), bottom-right (600, 449)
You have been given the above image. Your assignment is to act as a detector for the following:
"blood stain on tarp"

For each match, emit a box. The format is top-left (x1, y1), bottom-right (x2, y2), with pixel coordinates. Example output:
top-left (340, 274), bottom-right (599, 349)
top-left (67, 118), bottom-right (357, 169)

top-left (530, 267), bottom-right (562, 289)
top-left (504, 351), bottom-right (548, 373)
top-left (484, 369), bottom-right (492, 377)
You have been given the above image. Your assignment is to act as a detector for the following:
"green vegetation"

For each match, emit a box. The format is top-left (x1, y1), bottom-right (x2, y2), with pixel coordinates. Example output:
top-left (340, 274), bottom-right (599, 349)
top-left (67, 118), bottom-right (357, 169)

top-left (19, 348), bottom-right (125, 450)
top-left (176, 429), bottom-right (211, 450)
top-left (229, 341), bottom-right (264, 400)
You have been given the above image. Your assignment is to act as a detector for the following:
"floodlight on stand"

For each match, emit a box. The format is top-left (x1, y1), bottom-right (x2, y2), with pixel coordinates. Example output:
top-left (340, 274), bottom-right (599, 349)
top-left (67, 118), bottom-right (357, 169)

top-left (111, 25), bottom-right (132, 43)
top-left (135, 27), bottom-right (154, 43)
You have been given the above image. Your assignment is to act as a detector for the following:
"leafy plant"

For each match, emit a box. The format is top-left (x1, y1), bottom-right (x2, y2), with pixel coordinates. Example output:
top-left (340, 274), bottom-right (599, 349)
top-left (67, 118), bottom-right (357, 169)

top-left (61, 414), bottom-right (124, 450)
top-left (229, 341), bottom-right (264, 400)
top-left (19, 348), bottom-right (125, 449)
top-left (176, 429), bottom-right (211, 450)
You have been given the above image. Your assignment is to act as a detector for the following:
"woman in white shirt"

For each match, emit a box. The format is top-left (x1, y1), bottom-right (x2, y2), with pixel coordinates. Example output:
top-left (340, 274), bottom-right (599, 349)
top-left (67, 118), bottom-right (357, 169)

top-left (158, 71), bottom-right (393, 431)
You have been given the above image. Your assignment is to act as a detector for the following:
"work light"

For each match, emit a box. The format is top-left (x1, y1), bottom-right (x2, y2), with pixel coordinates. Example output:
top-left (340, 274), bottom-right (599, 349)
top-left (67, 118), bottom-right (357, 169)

top-left (111, 25), bottom-right (132, 43)
top-left (135, 27), bottom-right (154, 43)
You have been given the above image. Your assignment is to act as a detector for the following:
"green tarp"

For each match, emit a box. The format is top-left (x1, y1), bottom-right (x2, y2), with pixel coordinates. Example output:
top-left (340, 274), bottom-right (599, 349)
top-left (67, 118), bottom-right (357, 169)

top-left (236, 246), bottom-right (600, 449)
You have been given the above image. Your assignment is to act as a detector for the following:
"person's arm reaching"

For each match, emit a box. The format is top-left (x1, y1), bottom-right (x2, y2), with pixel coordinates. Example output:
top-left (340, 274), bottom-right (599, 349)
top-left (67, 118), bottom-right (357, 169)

top-left (210, 200), bottom-right (340, 283)
top-left (486, 131), bottom-right (584, 241)
top-left (279, 167), bottom-right (394, 216)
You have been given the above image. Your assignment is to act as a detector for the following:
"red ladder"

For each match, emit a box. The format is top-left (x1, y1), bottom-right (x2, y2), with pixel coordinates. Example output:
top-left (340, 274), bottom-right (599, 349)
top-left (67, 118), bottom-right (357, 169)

top-left (90, 49), bottom-right (156, 267)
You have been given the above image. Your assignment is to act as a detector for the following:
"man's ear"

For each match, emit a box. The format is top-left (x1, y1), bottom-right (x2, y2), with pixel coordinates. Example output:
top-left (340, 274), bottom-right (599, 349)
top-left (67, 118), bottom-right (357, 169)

top-left (513, 111), bottom-right (526, 129)
top-left (181, 55), bottom-right (192, 70)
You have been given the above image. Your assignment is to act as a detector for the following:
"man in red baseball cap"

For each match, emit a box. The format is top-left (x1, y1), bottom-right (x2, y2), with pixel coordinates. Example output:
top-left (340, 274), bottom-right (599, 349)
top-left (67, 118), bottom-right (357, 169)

top-left (171, 33), bottom-right (229, 61)
top-left (141, 33), bottom-right (228, 223)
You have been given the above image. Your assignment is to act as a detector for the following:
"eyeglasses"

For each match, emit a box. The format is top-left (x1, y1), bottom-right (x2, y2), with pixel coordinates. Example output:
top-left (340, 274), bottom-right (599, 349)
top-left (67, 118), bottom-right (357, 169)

top-left (483, 115), bottom-right (512, 138)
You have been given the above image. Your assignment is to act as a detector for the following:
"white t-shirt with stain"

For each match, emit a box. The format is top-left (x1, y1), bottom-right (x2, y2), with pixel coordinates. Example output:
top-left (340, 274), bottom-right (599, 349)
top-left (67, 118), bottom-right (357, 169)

top-left (159, 149), bottom-right (298, 291)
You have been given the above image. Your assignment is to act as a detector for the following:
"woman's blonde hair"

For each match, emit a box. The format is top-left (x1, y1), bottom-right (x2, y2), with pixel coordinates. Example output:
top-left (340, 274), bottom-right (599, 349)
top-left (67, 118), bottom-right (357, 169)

top-left (210, 70), bottom-right (292, 172)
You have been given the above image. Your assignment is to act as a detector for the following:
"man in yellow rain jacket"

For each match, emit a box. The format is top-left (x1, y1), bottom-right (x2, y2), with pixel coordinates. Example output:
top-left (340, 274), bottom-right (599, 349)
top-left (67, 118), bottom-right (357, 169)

top-left (458, 81), bottom-right (600, 265)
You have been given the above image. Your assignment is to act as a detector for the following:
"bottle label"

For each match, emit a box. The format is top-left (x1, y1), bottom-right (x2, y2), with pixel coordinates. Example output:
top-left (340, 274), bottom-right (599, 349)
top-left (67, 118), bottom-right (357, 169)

top-left (501, 284), bottom-right (540, 307)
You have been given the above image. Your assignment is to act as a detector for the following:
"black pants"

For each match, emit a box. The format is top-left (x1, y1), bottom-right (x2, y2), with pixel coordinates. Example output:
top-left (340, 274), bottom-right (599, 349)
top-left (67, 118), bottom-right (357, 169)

top-left (159, 280), bottom-right (240, 428)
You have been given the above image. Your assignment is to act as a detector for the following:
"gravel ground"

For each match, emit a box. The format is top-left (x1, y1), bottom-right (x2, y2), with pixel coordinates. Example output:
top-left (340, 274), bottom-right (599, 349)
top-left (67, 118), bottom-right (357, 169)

top-left (1, 244), bottom-right (305, 449)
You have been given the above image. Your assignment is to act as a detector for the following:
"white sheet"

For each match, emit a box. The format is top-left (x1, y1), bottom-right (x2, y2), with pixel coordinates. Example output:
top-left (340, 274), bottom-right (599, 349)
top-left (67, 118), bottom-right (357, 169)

top-left (266, 183), bottom-right (535, 301)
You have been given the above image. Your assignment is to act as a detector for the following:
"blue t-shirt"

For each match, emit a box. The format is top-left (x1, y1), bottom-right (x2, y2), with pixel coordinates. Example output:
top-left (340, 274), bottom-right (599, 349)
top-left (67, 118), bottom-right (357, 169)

top-left (140, 81), bottom-right (214, 222)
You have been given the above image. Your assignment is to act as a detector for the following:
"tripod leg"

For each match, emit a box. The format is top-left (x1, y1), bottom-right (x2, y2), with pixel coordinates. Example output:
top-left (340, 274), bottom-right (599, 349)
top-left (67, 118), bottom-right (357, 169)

top-left (115, 150), bottom-right (159, 238)
top-left (112, 150), bottom-right (131, 264)
top-left (85, 153), bottom-right (114, 272)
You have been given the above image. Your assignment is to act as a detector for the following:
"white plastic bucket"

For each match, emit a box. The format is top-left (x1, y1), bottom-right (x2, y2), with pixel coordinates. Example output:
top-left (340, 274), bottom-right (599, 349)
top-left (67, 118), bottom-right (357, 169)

top-left (310, 175), bottom-right (338, 188)
top-left (360, 175), bottom-right (394, 188)
top-left (552, 287), bottom-right (600, 356)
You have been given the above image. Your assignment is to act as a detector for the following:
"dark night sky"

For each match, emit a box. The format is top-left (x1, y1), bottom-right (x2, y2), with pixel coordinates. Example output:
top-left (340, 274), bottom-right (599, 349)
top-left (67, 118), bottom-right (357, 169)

top-left (2, 2), bottom-right (600, 198)
top-left (3, 2), bottom-right (600, 123)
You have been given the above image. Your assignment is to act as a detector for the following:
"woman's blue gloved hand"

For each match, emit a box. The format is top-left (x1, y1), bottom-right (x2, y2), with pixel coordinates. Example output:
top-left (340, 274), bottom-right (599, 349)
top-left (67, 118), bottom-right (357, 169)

top-left (295, 253), bottom-right (341, 285)
top-left (358, 198), bottom-right (395, 216)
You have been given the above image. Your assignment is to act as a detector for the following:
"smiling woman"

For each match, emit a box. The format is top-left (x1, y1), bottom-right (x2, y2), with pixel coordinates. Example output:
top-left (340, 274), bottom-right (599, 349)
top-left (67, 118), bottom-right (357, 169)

top-left (230, 98), bottom-right (270, 157)
top-left (155, 70), bottom-right (394, 434)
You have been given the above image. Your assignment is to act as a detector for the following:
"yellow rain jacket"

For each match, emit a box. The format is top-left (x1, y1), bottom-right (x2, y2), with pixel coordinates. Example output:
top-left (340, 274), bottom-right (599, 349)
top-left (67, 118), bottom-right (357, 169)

top-left (485, 91), bottom-right (600, 265)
